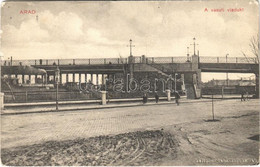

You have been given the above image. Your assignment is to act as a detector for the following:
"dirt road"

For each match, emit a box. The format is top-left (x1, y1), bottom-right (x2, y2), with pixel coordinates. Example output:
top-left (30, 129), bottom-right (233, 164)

top-left (1, 99), bottom-right (259, 165)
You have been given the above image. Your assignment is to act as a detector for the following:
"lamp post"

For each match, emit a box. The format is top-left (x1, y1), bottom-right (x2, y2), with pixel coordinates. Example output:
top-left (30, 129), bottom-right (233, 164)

top-left (55, 66), bottom-right (60, 111)
top-left (187, 47), bottom-right (190, 62)
top-left (175, 73), bottom-right (178, 92)
top-left (226, 54), bottom-right (229, 86)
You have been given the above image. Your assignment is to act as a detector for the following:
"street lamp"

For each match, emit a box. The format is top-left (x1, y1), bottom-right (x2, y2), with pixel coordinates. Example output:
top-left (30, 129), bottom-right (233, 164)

top-left (55, 66), bottom-right (60, 111)
top-left (226, 54), bottom-right (229, 86)
top-left (175, 73), bottom-right (178, 92)
top-left (187, 47), bottom-right (190, 62)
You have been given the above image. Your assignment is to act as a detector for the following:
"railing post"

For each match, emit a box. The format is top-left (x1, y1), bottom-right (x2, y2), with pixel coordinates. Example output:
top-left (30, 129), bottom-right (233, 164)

top-left (236, 57), bottom-right (238, 63)
top-left (46, 60), bottom-right (48, 65)
top-left (89, 59), bottom-right (90, 65)
top-left (118, 58), bottom-right (120, 64)
top-left (58, 59), bottom-right (60, 66)
top-left (25, 91), bottom-right (28, 103)
top-left (104, 58), bottom-right (106, 64)
top-left (152, 57), bottom-right (154, 63)
top-left (35, 60), bottom-right (36, 65)
top-left (140, 57), bottom-right (142, 63)
top-left (73, 59), bottom-right (75, 65)
top-left (172, 57), bottom-right (174, 63)
top-left (217, 57), bottom-right (219, 63)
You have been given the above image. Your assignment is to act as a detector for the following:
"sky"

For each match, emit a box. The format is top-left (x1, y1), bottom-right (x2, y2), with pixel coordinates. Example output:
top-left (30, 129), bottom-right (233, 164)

top-left (1, 0), bottom-right (259, 81)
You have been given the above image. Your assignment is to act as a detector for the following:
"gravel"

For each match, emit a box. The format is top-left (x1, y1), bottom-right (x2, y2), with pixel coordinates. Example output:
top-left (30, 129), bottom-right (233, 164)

top-left (1, 130), bottom-right (178, 166)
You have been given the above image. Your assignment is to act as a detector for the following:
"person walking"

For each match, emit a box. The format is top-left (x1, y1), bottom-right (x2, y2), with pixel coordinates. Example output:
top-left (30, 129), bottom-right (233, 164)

top-left (241, 92), bottom-right (245, 101)
top-left (174, 91), bottom-right (180, 106)
top-left (155, 93), bottom-right (159, 103)
top-left (143, 93), bottom-right (148, 104)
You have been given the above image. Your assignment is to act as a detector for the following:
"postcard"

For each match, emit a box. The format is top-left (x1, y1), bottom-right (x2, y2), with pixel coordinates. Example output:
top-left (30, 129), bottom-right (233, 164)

top-left (0, 0), bottom-right (259, 166)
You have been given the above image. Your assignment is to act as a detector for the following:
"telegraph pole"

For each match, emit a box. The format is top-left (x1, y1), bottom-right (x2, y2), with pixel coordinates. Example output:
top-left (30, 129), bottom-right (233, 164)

top-left (127, 39), bottom-right (135, 56)
top-left (187, 47), bottom-right (190, 62)
top-left (190, 37), bottom-right (199, 56)
top-left (226, 54), bottom-right (229, 86)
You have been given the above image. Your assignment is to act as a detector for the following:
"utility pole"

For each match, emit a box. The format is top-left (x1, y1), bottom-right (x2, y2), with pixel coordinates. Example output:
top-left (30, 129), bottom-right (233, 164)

top-left (226, 54), bottom-right (229, 86)
top-left (55, 66), bottom-right (60, 111)
top-left (187, 47), bottom-right (190, 62)
top-left (175, 73), bottom-right (177, 92)
top-left (127, 39), bottom-right (135, 56)
top-left (190, 37), bottom-right (199, 56)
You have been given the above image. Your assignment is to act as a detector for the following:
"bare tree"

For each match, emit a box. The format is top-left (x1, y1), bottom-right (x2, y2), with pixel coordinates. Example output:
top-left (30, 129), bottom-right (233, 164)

top-left (241, 34), bottom-right (259, 64)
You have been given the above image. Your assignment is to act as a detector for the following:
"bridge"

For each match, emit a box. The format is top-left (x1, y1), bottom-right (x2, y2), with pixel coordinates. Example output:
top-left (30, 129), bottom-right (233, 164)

top-left (1, 55), bottom-right (259, 99)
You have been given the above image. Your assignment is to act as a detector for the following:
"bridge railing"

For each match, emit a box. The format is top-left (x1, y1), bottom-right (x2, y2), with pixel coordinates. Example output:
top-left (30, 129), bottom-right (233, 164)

top-left (1, 56), bottom-right (258, 66)
top-left (199, 56), bottom-right (258, 64)
top-left (133, 56), bottom-right (188, 64)
top-left (1, 58), bottom-right (129, 66)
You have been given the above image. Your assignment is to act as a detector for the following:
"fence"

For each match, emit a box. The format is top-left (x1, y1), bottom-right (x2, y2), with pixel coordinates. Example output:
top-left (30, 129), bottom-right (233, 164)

top-left (1, 56), bottom-right (258, 66)
top-left (3, 91), bottom-right (101, 103)
top-left (199, 56), bottom-right (258, 64)
top-left (201, 86), bottom-right (256, 95)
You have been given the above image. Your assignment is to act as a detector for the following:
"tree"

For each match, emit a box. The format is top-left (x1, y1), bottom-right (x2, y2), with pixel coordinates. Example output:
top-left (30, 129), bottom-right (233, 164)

top-left (241, 34), bottom-right (259, 64)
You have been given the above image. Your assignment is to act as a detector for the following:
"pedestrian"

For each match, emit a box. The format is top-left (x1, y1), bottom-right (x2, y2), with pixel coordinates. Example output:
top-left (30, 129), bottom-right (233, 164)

top-left (246, 91), bottom-right (249, 101)
top-left (155, 93), bottom-right (159, 103)
top-left (241, 92), bottom-right (245, 101)
top-left (174, 91), bottom-right (180, 106)
top-left (143, 93), bottom-right (148, 104)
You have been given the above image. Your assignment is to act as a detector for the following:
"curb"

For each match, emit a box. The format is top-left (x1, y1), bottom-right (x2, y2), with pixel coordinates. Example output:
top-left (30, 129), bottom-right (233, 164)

top-left (1, 99), bottom-right (222, 116)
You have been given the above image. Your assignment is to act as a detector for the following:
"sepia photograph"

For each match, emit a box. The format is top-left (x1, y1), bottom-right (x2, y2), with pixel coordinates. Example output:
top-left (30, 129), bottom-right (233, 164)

top-left (0, 0), bottom-right (259, 166)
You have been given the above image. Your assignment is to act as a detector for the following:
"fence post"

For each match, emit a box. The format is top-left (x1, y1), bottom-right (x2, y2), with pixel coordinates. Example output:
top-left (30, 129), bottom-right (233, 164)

top-left (212, 94), bottom-right (214, 120)
top-left (25, 91), bottom-right (28, 103)
top-left (221, 86), bottom-right (224, 99)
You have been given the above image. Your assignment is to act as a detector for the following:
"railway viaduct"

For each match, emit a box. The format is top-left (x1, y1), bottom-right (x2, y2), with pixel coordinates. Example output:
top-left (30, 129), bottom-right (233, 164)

top-left (1, 55), bottom-right (259, 99)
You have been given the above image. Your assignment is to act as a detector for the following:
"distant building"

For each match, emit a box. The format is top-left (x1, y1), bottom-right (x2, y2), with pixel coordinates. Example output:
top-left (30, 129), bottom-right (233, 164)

top-left (204, 79), bottom-right (255, 87)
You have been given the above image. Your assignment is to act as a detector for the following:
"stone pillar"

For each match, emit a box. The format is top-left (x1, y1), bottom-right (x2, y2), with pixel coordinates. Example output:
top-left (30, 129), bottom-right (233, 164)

top-left (41, 75), bottom-right (43, 84)
top-left (0, 92), bottom-right (4, 111)
top-left (96, 74), bottom-right (99, 85)
top-left (191, 55), bottom-right (199, 71)
top-left (47, 74), bottom-right (50, 84)
top-left (85, 73), bottom-right (87, 82)
top-left (79, 73), bottom-right (81, 83)
top-left (72, 73), bottom-right (75, 83)
top-left (102, 74), bottom-right (105, 85)
top-left (91, 74), bottom-right (93, 84)
top-left (66, 73), bottom-right (69, 83)
top-left (100, 91), bottom-right (107, 105)
top-left (166, 89), bottom-right (171, 101)
top-left (33, 75), bottom-right (37, 84)
top-left (256, 73), bottom-right (259, 98)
